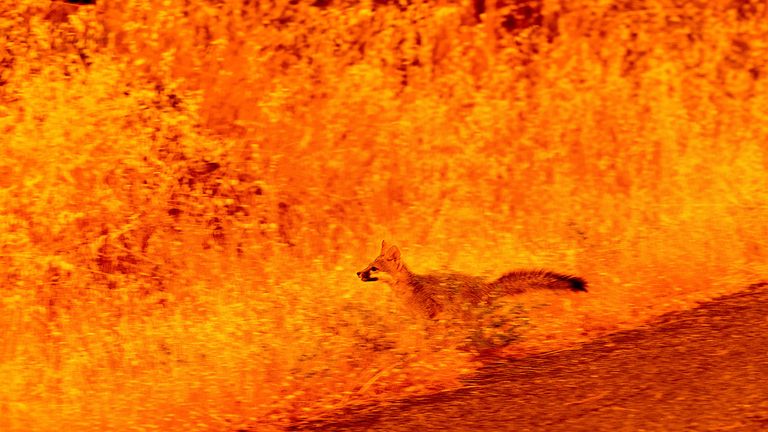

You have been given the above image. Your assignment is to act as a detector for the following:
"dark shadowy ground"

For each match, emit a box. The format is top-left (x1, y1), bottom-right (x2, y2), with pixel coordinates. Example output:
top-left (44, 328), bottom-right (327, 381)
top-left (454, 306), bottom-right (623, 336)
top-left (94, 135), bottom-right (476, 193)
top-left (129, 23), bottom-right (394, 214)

top-left (291, 282), bottom-right (768, 431)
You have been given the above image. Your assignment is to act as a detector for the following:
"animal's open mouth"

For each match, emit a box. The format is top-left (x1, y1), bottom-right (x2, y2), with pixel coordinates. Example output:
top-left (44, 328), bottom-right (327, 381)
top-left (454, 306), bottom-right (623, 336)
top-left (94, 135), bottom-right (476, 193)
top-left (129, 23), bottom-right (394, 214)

top-left (357, 268), bottom-right (379, 282)
top-left (358, 272), bottom-right (378, 282)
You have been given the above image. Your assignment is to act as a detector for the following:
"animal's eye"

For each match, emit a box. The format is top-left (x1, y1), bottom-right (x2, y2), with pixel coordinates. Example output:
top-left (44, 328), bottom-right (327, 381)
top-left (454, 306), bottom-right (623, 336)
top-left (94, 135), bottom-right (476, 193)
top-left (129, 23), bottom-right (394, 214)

top-left (370, 266), bottom-right (378, 271)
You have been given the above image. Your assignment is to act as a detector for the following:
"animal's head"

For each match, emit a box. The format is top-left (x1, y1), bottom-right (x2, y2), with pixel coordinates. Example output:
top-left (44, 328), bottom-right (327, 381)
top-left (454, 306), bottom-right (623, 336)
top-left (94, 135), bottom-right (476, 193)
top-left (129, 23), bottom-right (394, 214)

top-left (356, 240), bottom-right (405, 282)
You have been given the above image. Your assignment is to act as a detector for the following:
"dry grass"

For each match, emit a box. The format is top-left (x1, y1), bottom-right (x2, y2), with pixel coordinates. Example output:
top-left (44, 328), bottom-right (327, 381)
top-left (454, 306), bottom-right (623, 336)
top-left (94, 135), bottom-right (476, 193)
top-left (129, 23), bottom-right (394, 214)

top-left (1, 0), bottom-right (767, 430)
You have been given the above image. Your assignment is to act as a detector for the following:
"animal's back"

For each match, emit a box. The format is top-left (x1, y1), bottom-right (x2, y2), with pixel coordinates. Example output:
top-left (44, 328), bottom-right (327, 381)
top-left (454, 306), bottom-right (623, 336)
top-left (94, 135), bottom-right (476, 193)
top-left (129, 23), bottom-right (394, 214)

top-left (410, 273), bottom-right (493, 313)
top-left (407, 270), bottom-right (585, 316)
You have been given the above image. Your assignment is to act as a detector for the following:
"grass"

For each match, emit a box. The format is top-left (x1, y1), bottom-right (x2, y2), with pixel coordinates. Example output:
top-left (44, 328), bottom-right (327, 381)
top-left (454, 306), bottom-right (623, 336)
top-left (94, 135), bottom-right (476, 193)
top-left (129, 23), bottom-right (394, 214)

top-left (1, 0), bottom-right (767, 430)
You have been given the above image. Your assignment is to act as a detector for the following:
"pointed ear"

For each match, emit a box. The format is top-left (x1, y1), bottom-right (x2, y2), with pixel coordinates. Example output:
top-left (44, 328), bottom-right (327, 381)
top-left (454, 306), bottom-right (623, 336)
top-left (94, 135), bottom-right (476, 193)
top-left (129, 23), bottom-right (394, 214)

top-left (380, 240), bottom-right (389, 253)
top-left (385, 245), bottom-right (401, 262)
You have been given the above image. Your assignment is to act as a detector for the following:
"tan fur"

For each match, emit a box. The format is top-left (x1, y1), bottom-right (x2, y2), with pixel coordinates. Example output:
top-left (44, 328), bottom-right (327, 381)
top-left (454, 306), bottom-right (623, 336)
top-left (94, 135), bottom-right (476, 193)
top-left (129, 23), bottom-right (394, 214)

top-left (357, 241), bottom-right (587, 319)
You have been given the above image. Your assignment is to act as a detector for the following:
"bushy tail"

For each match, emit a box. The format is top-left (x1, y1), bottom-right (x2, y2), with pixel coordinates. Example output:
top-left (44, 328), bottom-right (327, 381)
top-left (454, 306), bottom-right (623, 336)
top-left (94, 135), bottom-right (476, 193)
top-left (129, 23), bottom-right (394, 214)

top-left (492, 270), bottom-right (587, 295)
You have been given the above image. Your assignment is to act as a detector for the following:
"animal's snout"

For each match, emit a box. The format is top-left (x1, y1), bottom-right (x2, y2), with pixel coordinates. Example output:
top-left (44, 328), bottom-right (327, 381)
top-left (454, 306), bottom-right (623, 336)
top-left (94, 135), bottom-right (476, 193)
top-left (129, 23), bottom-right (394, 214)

top-left (356, 271), bottom-right (361, 277)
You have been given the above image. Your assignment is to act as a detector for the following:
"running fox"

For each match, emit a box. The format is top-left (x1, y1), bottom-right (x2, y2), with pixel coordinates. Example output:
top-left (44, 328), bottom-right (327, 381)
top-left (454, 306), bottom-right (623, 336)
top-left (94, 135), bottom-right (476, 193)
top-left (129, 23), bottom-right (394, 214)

top-left (357, 241), bottom-right (587, 319)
